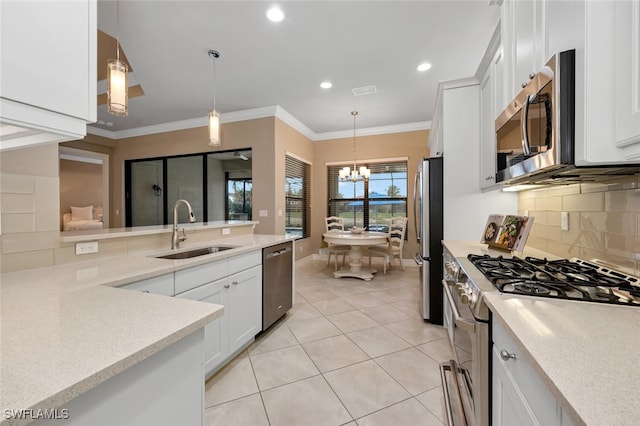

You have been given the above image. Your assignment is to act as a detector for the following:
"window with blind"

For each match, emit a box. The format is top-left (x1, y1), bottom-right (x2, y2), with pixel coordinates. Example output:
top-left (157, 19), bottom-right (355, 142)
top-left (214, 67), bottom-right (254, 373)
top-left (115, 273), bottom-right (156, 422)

top-left (328, 160), bottom-right (407, 232)
top-left (285, 155), bottom-right (311, 239)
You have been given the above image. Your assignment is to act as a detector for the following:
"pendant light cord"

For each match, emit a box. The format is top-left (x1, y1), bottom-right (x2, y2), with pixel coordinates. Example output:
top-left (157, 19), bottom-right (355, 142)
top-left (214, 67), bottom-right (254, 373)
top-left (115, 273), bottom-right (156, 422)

top-left (116, 0), bottom-right (120, 63)
top-left (352, 111), bottom-right (358, 170)
top-left (212, 56), bottom-right (216, 110)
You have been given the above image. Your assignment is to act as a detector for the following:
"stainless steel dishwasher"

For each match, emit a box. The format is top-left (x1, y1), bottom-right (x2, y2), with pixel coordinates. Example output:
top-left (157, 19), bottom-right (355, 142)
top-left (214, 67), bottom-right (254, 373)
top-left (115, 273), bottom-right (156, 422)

top-left (262, 241), bottom-right (293, 330)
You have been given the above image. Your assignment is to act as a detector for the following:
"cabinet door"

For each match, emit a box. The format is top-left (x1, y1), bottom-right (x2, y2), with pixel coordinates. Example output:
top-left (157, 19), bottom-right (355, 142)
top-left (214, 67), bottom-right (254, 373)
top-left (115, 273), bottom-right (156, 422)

top-left (615, 0), bottom-right (640, 157)
top-left (0, 0), bottom-right (94, 120)
top-left (492, 346), bottom-right (537, 426)
top-left (228, 266), bottom-right (262, 355)
top-left (175, 279), bottom-right (228, 375)
top-left (480, 65), bottom-right (497, 189)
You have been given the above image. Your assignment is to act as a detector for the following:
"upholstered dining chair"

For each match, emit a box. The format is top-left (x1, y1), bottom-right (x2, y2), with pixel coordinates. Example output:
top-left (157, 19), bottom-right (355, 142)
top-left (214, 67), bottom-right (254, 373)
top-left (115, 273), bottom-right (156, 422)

top-left (325, 216), bottom-right (350, 270)
top-left (367, 217), bottom-right (407, 274)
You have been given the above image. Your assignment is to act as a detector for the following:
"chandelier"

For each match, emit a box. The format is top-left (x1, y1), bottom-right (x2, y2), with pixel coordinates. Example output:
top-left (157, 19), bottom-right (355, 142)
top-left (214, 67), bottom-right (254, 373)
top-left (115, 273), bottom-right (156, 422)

top-left (339, 111), bottom-right (370, 182)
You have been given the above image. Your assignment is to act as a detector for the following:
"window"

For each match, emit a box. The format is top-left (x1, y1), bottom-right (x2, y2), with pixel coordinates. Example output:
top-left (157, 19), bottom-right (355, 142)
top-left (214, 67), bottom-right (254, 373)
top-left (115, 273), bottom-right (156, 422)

top-left (328, 161), bottom-right (407, 232)
top-left (226, 177), bottom-right (252, 220)
top-left (285, 155), bottom-right (311, 238)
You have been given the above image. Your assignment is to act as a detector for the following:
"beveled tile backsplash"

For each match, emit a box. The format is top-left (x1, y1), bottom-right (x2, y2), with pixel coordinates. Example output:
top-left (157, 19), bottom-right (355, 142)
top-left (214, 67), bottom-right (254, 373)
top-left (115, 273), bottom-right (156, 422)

top-left (518, 175), bottom-right (640, 275)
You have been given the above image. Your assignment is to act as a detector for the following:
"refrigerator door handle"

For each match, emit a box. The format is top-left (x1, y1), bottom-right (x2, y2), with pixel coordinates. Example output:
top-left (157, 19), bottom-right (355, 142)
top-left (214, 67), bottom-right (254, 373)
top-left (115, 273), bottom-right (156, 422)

top-left (413, 170), bottom-right (421, 243)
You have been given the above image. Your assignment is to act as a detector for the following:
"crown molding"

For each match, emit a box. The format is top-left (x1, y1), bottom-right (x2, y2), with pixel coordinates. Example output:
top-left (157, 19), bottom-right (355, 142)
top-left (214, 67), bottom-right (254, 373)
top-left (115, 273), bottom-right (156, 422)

top-left (313, 121), bottom-right (432, 141)
top-left (86, 105), bottom-right (431, 141)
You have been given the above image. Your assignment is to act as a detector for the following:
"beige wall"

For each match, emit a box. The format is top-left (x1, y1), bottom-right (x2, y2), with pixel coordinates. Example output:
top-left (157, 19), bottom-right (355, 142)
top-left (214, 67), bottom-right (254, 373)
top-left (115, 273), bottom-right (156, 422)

top-left (110, 117), bottom-right (276, 234)
top-left (518, 175), bottom-right (640, 274)
top-left (59, 159), bottom-right (103, 228)
top-left (311, 130), bottom-right (430, 260)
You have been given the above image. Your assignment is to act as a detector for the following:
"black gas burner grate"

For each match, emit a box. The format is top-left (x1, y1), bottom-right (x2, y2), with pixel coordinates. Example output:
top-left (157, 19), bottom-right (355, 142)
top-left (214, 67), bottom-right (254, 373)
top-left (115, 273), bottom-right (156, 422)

top-left (467, 254), bottom-right (640, 306)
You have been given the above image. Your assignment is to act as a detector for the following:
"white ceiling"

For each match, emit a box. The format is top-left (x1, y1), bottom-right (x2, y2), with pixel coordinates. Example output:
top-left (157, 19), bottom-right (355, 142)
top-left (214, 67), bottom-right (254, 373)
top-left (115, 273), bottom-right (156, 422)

top-left (93, 1), bottom-right (500, 139)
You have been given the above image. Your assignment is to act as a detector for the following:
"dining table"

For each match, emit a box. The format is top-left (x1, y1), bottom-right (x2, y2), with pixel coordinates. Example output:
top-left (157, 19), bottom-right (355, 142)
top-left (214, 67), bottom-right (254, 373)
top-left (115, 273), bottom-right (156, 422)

top-left (322, 230), bottom-right (389, 281)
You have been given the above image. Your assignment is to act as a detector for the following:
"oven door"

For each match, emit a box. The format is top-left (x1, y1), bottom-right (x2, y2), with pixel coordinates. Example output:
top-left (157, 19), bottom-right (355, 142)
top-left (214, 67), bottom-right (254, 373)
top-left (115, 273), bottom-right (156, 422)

top-left (440, 280), bottom-right (477, 426)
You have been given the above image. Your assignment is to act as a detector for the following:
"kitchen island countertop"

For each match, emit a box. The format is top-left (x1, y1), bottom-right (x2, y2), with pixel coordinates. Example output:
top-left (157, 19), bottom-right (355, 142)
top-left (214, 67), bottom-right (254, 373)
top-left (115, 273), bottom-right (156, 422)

top-left (0, 233), bottom-right (293, 425)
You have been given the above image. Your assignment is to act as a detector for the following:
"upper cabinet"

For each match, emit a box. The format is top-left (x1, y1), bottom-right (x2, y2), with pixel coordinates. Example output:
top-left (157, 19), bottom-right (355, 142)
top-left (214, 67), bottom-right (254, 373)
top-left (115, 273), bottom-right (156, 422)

top-left (0, 0), bottom-right (97, 151)
top-left (500, 0), bottom-right (640, 165)
top-left (613, 0), bottom-right (640, 159)
top-left (500, 0), bottom-right (546, 105)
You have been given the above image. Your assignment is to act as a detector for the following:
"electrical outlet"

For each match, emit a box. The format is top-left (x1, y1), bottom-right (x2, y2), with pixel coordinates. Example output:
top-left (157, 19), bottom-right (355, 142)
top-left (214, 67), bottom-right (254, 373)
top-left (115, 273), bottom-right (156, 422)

top-left (221, 227), bottom-right (230, 235)
top-left (561, 212), bottom-right (569, 231)
top-left (76, 241), bottom-right (98, 255)
top-left (259, 210), bottom-right (268, 217)
top-left (278, 209), bottom-right (283, 217)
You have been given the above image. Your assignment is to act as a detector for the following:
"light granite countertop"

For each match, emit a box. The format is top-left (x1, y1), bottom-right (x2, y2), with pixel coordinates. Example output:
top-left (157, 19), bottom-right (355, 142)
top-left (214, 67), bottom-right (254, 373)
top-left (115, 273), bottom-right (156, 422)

top-left (443, 241), bottom-right (640, 426)
top-left (0, 233), bottom-right (293, 424)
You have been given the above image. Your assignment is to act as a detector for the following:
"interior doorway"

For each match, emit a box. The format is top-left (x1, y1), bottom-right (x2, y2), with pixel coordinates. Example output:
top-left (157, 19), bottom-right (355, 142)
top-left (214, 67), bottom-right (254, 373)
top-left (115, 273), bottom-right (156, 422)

top-left (59, 146), bottom-right (110, 230)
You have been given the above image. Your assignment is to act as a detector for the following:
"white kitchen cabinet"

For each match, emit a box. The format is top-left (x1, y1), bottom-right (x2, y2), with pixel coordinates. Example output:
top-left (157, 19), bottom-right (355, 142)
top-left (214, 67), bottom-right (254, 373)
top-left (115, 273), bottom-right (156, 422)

top-left (614, 0), bottom-right (640, 158)
top-left (492, 319), bottom-right (574, 426)
top-left (479, 46), bottom-right (506, 190)
top-left (427, 93), bottom-right (443, 157)
top-left (0, 0), bottom-right (97, 150)
top-left (175, 253), bottom-right (262, 378)
top-left (118, 273), bottom-right (175, 296)
top-left (39, 330), bottom-right (205, 426)
top-left (501, 0), bottom-right (546, 105)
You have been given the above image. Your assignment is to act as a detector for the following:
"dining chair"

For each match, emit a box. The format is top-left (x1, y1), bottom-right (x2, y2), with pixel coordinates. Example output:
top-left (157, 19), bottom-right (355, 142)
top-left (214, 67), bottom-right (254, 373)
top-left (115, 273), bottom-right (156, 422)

top-left (367, 217), bottom-right (407, 274)
top-left (325, 216), bottom-right (350, 270)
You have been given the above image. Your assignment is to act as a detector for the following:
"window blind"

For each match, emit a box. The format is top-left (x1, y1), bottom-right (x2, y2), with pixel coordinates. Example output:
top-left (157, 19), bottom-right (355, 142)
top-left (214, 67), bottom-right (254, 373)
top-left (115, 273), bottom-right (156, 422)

top-left (285, 155), bottom-right (310, 239)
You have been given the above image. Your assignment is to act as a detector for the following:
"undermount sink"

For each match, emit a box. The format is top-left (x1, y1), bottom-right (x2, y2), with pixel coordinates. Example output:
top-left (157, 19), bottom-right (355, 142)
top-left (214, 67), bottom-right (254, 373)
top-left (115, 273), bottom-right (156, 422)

top-left (155, 246), bottom-right (236, 260)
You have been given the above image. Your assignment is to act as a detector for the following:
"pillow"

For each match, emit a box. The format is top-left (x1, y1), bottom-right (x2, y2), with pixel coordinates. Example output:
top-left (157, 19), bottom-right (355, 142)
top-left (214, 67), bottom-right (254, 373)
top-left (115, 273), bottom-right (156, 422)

top-left (71, 205), bottom-right (93, 221)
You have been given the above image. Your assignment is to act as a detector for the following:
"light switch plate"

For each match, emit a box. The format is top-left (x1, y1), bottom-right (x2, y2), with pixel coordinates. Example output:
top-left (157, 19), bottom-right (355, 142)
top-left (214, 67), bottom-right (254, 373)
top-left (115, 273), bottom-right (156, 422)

top-left (76, 241), bottom-right (99, 255)
top-left (259, 210), bottom-right (268, 217)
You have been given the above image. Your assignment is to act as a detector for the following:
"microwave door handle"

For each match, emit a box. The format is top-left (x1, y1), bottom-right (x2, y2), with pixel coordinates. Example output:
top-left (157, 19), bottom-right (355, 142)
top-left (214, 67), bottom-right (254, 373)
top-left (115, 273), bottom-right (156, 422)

top-left (413, 171), bottom-right (421, 243)
top-left (521, 95), bottom-right (532, 156)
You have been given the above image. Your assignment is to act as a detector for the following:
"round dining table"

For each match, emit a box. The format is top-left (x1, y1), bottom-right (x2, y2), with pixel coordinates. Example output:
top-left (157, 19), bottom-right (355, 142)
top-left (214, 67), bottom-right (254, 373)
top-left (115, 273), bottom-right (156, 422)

top-left (323, 231), bottom-right (389, 281)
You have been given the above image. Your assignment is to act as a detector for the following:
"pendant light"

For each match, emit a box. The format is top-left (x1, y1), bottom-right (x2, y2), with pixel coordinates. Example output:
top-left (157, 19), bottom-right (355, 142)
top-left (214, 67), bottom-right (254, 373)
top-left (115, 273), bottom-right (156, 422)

top-left (208, 50), bottom-right (221, 146)
top-left (107, 0), bottom-right (128, 116)
top-left (339, 111), bottom-right (370, 182)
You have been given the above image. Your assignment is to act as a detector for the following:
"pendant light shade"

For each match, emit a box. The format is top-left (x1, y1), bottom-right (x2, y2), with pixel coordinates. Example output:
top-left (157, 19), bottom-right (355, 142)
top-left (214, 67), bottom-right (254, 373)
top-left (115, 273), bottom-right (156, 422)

top-left (208, 109), bottom-right (220, 146)
top-left (107, 59), bottom-right (128, 116)
top-left (208, 50), bottom-right (221, 146)
top-left (107, 0), bottom-right (128, 117)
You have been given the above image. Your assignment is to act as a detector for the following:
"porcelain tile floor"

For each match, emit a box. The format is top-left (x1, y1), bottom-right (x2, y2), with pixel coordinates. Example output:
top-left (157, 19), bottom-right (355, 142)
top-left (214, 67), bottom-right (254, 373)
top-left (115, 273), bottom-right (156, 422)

top-left (204, 257), bottom-right (453, 425)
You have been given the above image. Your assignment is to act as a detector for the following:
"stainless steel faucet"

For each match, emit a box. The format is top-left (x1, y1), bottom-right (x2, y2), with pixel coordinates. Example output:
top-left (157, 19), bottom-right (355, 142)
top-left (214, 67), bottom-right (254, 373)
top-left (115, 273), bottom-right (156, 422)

top-left (172, 199), bottom-right (196, 249)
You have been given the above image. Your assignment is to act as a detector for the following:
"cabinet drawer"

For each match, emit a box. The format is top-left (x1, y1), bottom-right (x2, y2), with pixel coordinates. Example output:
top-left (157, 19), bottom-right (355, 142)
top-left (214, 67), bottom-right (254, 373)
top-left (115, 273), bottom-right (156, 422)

top-left (228, 250), bottom-right (261, 275)
top-left (119, 273), bottom-right (174, 296)
top-left (175, 260), bottom-right (228, 294)
top-left (493, 320), bottom-right (557, 426)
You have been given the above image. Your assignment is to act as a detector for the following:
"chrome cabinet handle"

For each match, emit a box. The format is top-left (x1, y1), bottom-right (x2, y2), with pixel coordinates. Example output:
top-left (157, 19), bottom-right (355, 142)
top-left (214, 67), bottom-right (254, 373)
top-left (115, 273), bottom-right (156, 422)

top-left (521, 81), bottom-right (528, 88)
top-left (232, 280), bottom-right (238, 285)
top-left (500, 349), bottom-right (517, 361)
top-left (142, 290), bottom-right (150, 294)
top-left (485, 175), bottom-right (494, 181)
top-left (529, 72), bottom-right (535, 79)
top-left (224, 284), bottom-right (230, 289)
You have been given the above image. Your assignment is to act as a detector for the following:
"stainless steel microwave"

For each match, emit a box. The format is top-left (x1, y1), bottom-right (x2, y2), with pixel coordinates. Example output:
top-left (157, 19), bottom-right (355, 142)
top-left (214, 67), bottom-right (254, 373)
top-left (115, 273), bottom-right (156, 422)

top-left (495, 50), bottom-right (576, 185)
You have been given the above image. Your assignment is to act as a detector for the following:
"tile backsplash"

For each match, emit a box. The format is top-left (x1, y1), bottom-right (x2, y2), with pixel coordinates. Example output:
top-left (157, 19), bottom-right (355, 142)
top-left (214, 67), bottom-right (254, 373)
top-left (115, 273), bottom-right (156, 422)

top-left (518, 175), bottom-right (640, 275)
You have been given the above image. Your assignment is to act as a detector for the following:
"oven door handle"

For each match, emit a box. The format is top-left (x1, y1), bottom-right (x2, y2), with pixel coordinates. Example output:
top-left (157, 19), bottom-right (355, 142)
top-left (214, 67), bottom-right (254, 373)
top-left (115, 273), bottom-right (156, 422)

top-left (443, 282), bottom-right (476, 333)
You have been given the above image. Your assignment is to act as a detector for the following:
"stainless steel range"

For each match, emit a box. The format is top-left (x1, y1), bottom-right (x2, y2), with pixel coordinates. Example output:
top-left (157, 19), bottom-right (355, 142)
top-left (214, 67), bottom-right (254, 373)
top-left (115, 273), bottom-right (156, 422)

top-left (440, 248), bottom-right (640, 426)
top-left (467, 254), bottom-right (640, 305)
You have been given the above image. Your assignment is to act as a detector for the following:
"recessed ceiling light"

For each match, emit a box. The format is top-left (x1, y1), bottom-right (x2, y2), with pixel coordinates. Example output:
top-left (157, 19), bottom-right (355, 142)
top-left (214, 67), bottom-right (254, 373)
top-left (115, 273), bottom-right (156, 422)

top-left (266, 7), bottom-right (284, 22)
top-left (417, 62), bottom-right (432, 72)
top-left (320, 81), bottom-right (332, 89)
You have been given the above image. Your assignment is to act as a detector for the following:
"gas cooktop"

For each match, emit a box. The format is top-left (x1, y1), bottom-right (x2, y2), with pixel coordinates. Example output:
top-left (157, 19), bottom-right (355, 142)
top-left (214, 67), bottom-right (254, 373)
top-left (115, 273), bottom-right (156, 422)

top-left (467, 254), bottom-right (640, 306)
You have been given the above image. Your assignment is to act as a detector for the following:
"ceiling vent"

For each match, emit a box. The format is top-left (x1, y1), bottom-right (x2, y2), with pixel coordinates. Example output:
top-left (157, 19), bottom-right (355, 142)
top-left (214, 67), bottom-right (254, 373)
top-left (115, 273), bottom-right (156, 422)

top-left (352, 84), bottom-right (377, 96)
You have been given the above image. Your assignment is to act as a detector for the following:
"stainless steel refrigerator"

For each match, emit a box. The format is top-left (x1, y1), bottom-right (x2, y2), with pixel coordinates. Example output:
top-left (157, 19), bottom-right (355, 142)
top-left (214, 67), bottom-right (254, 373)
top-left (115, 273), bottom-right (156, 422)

top-left (413, 157), bottom-right (443, 324)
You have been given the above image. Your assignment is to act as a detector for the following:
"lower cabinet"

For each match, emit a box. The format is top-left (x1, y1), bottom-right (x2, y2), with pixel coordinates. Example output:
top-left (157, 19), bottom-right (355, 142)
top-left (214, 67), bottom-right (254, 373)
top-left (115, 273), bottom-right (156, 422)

top-left (176, 265), bottom-right (262, 377)
top-left (492, 320), bottom-right (575, 426)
